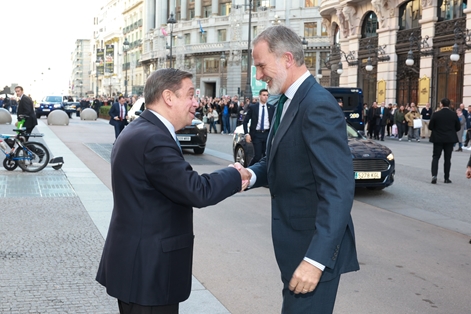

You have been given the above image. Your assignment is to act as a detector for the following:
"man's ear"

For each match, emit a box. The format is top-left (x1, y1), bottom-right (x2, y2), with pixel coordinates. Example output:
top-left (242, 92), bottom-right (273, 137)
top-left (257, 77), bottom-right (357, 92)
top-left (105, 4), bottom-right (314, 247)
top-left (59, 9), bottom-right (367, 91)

top-left (162, 90), bottom-right (173, 106)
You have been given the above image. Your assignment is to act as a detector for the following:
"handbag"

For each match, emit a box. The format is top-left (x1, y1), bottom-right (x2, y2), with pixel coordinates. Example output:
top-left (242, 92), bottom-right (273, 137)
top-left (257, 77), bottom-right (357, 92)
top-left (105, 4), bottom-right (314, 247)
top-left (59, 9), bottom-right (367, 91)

top-left (413, 118), bottom-right (422, 129)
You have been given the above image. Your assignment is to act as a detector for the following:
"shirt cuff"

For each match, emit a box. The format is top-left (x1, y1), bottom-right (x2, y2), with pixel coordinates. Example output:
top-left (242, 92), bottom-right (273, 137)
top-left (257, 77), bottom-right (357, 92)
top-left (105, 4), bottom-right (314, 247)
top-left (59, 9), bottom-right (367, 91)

top-left (247, 168), bottom-right (257, 188)
top-left (304, 257), bottom-right (325, 271)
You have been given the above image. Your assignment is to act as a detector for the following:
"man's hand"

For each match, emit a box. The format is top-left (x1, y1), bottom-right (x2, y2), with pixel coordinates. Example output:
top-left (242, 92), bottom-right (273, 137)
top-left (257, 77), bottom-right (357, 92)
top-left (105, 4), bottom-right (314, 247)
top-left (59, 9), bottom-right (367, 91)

top-left (245, 134), bottom-right (251, 143)
top-left (114, 116), bottom-right (119, 120)
top-left (229, 162), bottom-right (252, 191)
top-left (288, 260), bottom-right (323, 294)
top-left (466, 166), bottom-right (471, 179)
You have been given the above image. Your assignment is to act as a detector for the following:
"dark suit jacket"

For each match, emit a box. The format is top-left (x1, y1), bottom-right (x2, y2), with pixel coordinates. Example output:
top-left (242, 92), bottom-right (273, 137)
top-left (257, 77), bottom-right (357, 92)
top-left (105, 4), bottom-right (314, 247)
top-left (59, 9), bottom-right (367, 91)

top-left (368, 106), bottom-right (381, 126)
top-left (96, 109), bottom-right (242, 306)
top-left (17, 94), bottom-right (37, 130)
top-left (249, 75), bottom-right (359, 285)
top-left (428, 107), bottom-right (461, 143)
top-left (108, 102), bottom-right (128, 126)
top-left (242, 102), bottom-right (275, 135)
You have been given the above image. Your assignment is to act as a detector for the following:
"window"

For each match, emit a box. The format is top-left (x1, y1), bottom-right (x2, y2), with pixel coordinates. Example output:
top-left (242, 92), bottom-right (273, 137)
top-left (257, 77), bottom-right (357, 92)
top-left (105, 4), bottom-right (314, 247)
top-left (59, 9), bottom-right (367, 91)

top-left (305, 0), bottom-right (318, 7)
top-left (203, 6), bottom-right (212, 18)
top-left (438, 0), bottom-right (467, 21)
top-left (200, 32), bottom-right (207, 43)
top-left (220, 3), bottom-right (231, 16)
top-left (305, 52), bottom-right (316, 69)
top-left (184, 33), bottom-right (191, 45)
top-left (189, 9), bottom-right (195, 19)
top-left (399, 0), bottom-right (422, 30)
top-left (253, 26), bottom-right (258, 38)
top-left (304, 22), bottom-right (317, 37)
top-left (204, 58), bottom-right (219, 73)
top-left (218, 29), bottom-right (227, 42)
top-left (321, 24), bottom-right (328, 36)
top-left (361, 12), bottom-right (378, 38)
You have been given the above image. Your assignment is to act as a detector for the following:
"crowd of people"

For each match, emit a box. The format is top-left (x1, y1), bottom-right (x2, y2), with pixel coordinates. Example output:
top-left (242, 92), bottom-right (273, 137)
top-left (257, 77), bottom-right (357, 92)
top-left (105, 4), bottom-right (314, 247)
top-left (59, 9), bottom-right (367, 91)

top-left (362, 100), bottom-right (470, 149)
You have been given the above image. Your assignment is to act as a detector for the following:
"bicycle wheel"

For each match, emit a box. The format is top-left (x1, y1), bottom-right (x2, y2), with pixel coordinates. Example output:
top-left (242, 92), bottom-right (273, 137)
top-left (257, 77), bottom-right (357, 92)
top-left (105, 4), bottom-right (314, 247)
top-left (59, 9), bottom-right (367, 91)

top-left (3, 157), bottom-right (18, 171)
top-left (15, 142), bottom-right (50, 172)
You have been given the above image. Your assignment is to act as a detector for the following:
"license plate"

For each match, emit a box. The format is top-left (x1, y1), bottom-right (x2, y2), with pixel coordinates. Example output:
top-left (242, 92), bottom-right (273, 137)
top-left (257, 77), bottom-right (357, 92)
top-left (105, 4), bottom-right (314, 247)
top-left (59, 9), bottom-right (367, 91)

top-left (355, 172), bottom-right (381, 179)
top-left (177, 136), bottom-right (191, 141)
top-left (43, 109), bottom-right (50, 112)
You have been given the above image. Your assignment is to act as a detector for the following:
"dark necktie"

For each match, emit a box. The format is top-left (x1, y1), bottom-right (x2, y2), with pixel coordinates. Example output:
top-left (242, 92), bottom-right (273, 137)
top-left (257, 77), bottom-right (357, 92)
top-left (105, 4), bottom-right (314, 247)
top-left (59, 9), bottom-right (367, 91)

top-left (120, 105), bottom-right (123, 120)
top-left (272, 94), bottom-right (288, 135)
top-left (260, 105), bottom-right (265, 131)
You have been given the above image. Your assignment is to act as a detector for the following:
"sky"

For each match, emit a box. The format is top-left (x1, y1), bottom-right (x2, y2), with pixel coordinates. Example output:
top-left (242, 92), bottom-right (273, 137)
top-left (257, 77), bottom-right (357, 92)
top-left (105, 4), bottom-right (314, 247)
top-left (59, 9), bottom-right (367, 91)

top-left (1, 0), bottom-right (102, 99)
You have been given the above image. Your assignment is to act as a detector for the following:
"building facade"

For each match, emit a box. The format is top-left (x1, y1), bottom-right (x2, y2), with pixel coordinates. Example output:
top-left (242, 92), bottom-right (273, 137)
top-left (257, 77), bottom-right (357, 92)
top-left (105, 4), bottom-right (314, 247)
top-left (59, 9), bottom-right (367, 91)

top-left (320, 0), bottom-right (471, 109)
top-left (140, 0), bottom-right (330, 98)
top-left (70, 39), bottom-right (91, 98)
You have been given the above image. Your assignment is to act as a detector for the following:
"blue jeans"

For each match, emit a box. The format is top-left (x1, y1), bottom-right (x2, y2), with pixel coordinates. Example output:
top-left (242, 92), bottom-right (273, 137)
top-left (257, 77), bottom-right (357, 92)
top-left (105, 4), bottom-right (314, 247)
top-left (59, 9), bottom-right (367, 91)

top-left (209, 121), bottom-right (217, 133)
top-left (230, 117), bottom-right (237, 133)
top-left (222, 115), bottom-right (230, 133)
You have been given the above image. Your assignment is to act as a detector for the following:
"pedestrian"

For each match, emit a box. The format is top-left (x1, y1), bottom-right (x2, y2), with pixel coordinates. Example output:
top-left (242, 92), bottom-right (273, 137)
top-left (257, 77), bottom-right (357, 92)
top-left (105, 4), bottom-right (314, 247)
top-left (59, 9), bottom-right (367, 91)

top-left (455, 108), bottom-right (466, 152)
top-left (10, 97), bottom-right (18, 114)
top-left (428, 98), bottom-right (461, 184)
top-left (368, 101), bottom-right (380, 139)
top-left (379, 102), bottom-right (390, 141)
top-left (394, 105), bottom-right (407, 140)
top-left (228, 95), bottom-right (239, 133)
top-left (421, 103), bottom-right (432, 139)
top-left (108, 95), bottom-right (128, 139)
top-left (243, 89), bottom-right (275, 166)
top-left (96, 68), bottom-right (249, 314)
top-left (92, 97), bottom-right (102, 116)
top-left (405, 104), bottom-right (421, 142)
top-left (206, 106), bottom-right (218, 133)
top-left (15, 86), bottom-right (38, 140)
top-left (244, 25), bottom-right (359, 313)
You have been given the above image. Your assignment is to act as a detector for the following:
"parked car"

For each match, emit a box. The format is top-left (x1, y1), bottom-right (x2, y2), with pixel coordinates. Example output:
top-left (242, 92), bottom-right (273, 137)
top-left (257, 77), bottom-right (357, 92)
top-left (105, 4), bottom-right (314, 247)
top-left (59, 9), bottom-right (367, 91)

top-left (128, 98), bottom-right (145, 122)
top-left (35, 95), bottom-right (77, 118)
top-left (133, 105), bottom-right (207, 155)
top-left (232, 122), bottom-right (395, 190)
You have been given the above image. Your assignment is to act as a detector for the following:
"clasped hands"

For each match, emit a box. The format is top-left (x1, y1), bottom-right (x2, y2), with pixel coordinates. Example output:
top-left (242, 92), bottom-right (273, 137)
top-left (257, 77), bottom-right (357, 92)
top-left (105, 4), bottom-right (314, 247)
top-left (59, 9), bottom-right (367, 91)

top-left (229, 162), bottom-right (252, 191)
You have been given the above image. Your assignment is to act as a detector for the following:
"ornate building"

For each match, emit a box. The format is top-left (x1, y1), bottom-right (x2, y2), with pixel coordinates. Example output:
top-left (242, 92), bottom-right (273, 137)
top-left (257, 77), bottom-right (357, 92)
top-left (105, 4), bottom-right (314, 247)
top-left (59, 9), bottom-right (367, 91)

top-left (320, 0), bottom-right (471, 109)
top-left (140, 0), bottom-right (331, 98)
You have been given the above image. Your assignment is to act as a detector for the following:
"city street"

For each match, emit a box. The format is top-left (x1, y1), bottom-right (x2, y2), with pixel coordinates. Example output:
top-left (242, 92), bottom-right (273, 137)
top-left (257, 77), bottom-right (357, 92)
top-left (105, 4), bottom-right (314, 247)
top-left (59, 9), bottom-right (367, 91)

top-left (1, 118), bottom-right (471, 313)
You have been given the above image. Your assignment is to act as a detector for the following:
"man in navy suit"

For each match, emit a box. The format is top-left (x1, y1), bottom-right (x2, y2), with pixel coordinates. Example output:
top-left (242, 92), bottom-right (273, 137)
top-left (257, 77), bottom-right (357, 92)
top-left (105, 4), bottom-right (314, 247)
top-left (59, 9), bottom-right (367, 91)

top-left (428, 97), bottom-right (461, 184)
top-left (243, 89), bottom-right (275, 165)
top-left (96, 68), bottom-right (250, 314)
top-left (109, 95), bottom-right (128, 139)
top-left (244, 26), bottom-right (359, 313)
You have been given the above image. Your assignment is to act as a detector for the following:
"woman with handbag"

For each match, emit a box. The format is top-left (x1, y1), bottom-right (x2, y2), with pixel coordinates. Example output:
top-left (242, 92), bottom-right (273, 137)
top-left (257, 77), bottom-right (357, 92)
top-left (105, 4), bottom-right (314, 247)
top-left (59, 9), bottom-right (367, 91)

top-left (206, 107), bottom-right (219, 133)
top-left (405, 104), bottom-right (421, 142)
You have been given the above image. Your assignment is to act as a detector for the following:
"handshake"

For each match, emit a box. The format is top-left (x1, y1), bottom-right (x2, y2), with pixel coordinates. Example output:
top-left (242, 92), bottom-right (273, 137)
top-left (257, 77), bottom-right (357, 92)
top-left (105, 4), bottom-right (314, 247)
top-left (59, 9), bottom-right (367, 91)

top-left (229, 162), bottom-right (252, 191)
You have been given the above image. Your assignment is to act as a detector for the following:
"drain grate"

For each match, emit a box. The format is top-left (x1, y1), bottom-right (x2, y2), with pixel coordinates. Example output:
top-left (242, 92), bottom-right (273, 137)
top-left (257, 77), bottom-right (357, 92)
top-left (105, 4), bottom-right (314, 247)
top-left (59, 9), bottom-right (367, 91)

top-left (0, 172), bottom-right (76, 198)
top-left (85, 143), bottom-right (113, 163)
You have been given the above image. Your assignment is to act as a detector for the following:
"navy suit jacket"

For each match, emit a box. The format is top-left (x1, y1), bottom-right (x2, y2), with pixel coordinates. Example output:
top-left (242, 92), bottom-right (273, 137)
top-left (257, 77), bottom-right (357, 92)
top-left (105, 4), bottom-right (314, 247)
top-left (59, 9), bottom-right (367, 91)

top-left (243, 102), bottom-right (275, 135)
top-left (249, 75), bottom-right (359, 284)
top-left (428, 107), bottom-right (461, 143)
top-left (96, 109), bottom-right (242, 306)
top-left (108, 101), bottom-right (128, 126)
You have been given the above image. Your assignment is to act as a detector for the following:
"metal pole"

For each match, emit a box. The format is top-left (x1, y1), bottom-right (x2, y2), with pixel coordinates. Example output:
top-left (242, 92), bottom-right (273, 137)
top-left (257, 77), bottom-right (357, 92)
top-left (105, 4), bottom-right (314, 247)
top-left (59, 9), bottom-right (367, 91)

top-left (170, 29), bottom-right (173, 68)
top-left (244, 0), bottom-right (253, 104)
top-left (125, 52), bottom-right (128, 97)
top-left (95, 63), bottom-right (99, 96)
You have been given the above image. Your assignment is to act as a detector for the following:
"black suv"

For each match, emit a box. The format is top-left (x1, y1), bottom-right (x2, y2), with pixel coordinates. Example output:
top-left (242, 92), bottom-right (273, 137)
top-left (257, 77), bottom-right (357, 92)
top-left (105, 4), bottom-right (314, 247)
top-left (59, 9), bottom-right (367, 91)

top-left (35, 95), bottom-right (77, 118)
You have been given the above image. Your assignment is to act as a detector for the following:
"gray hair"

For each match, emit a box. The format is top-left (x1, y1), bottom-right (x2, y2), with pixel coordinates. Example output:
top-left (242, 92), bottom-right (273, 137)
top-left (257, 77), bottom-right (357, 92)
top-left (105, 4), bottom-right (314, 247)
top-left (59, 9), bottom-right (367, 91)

top-left (252, 25), bottom-right (305, 66)
top-left (144, 68), bottom-right (193, 105)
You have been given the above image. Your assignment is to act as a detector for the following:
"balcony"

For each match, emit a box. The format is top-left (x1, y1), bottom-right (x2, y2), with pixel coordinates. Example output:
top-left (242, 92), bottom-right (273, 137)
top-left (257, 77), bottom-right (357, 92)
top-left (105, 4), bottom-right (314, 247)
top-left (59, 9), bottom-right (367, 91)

top-left (138, 19), bottom-right (143, 27)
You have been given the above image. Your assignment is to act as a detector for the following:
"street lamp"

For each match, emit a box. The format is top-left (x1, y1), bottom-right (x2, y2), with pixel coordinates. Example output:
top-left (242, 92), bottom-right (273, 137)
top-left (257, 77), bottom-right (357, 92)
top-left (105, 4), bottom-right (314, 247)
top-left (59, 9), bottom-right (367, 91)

top-left (123, 38), bottom-right (130, 97)
top-left (244, 0), bottom-right (254, 105)
top-left (95, 59), bottom-right (99, 97)
top-left (220, 51), bottom-right (226, 96)
top-left (167, 13), bottom-right (177, 68)
top-left (337, 62), bottom-right (343, 75)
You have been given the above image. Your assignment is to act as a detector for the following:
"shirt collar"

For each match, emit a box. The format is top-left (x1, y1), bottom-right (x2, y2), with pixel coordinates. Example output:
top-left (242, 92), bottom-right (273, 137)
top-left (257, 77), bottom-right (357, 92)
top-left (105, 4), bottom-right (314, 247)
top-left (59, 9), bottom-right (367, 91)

top-left (148, 109), bottom-right (177, 140)
top-left (284, 70), bottom-right (311, 101)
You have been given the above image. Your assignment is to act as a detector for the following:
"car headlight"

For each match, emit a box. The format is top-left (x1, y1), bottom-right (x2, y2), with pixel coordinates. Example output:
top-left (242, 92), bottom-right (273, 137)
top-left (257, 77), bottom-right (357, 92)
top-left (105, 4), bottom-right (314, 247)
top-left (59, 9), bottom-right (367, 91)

top-left (386, 153), bottom-right (394, 161)
top-left (53, 104), bottom-right (61, 108)
top-left (196, 123), bottom-right (205, 130)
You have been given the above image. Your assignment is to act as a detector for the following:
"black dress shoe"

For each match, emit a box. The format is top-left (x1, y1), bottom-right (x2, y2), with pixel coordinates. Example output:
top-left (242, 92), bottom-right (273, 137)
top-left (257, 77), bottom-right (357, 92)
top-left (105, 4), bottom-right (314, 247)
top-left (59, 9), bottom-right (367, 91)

top-left (431, 176), bottom-right (437, 184)
top-left (444, 179), bottom-right (452, 183)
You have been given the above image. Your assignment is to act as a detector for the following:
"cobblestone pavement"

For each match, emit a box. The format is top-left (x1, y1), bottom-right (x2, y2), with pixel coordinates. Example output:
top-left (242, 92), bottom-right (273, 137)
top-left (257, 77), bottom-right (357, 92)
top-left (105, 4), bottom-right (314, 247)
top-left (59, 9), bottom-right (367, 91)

top-left (0, 170), bottom-right (118, 313)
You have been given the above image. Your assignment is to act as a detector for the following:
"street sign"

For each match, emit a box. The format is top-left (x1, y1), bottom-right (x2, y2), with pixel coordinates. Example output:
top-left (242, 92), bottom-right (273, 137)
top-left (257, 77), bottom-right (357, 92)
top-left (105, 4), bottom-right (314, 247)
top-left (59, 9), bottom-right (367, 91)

top-left (251, 65), bottom-right (267, 96)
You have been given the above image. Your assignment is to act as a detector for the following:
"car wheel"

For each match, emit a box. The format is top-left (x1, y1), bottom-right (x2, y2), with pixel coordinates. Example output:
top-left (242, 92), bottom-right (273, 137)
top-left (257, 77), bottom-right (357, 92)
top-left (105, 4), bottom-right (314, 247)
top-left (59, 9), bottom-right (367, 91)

top-left (366, 187), bottom-right (385, 191)
top-left (193, 147), bottom-right (205, 155)
top-left (234, 145), bottom-right (247, 167)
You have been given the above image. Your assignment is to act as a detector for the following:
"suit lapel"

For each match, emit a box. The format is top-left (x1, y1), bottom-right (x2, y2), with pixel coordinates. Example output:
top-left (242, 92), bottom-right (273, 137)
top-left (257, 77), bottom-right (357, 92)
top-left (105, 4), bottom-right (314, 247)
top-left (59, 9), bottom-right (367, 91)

top-left (267, 76), bottom-right (315, 171)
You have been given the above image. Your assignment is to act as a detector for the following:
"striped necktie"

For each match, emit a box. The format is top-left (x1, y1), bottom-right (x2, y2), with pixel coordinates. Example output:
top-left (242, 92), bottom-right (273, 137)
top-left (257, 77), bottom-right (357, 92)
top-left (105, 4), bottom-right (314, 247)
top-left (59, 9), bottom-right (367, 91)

top-left (272, 94), bottom-right (288, 135)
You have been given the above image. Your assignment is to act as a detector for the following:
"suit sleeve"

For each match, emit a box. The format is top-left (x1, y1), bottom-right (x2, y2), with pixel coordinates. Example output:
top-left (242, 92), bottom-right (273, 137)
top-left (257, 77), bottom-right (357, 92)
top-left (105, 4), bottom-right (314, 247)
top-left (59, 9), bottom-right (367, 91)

top-left (301, 96), bottom-right (355, 269)
top-left (143, 135), bottom-right (242, 208)
top-left (243, 106), bottom-right (252, 134)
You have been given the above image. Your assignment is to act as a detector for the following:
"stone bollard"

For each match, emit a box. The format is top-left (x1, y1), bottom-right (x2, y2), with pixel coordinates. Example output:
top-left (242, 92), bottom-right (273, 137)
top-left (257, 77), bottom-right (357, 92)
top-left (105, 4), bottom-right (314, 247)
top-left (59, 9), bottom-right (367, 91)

top-left (0, 108), bottom-right (12, 124)
top-left (47, 110), bottom-right (69, 126)
top-left (80, 108), bottom-right (98, 121)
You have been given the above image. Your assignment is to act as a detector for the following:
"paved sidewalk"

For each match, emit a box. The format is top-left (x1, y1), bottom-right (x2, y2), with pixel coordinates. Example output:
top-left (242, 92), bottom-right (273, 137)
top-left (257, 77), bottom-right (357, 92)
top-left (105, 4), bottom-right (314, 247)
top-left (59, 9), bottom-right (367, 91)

top-left (0, 116), bottom-right (229, 313)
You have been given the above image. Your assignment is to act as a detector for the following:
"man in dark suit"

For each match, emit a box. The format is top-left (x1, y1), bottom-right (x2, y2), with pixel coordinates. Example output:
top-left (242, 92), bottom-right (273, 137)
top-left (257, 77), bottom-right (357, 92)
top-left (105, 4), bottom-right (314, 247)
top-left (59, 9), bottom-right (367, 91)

top-left (96, 68), bottom-right (250, 314)
top-left (109, 95), bottom-right (128, 139)
top-left (15, 86), bottom-right (38, 140)
top-left (244, 25), bottom-right (359, 313)
top-left (428, 98), bottom-right (461, 184)
top-left (243, 89), bottom-right (275, 165)
top-left (379, 102), bottom-right (391, 141)
top-left (368, 101), bottom-right (381, 140)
